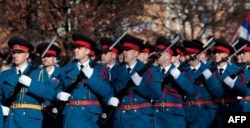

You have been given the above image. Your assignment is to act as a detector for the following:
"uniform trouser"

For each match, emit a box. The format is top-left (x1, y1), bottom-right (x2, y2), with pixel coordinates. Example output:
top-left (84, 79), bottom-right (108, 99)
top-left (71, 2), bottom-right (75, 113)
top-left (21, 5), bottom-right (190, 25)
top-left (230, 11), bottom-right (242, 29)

top-left (113, 110), bottom-right (153, 128)
top-left (185, 106), bottom-right (216, 128)
top-left (154, 110), bottom-right (185, 128)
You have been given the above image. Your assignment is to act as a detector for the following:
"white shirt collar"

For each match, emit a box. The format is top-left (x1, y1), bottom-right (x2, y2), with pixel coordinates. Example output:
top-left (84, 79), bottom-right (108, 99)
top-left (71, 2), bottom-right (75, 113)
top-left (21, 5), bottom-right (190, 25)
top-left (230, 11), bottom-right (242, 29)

top-left (77, 59), bottom-right (90, 70)
top-left (16, 63), bottom-right (28, 74)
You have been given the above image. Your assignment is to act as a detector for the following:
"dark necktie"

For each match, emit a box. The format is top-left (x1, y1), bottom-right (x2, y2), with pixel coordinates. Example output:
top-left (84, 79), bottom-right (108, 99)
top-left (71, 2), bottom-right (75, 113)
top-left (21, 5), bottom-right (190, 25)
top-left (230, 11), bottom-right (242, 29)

top-left (127, 67), bottom-right (131, 73)
top-left (192, 69), bottom-right (196, 72)
top-left (80, 65), bottom-right (84, 70)
top-left (18, 70), bottom-right (21, 76)
top-left (219, 68), bottom-right (223, 75)
top-left (161, 68), bottom-right (166, 74)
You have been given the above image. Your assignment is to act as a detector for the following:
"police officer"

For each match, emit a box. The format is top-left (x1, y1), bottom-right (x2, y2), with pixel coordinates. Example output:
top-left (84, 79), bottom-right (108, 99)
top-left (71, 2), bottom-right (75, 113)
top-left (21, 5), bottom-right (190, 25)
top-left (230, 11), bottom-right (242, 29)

top-left (153, 36), bottom-right (196, 128)
top-left (181, 40), bottom-right (223, 128)
top-left (55, 33), bottom-right (119, 128)
top-left (99, 37), bottom-right (122, 127)
top-left (235, 38), bottom-right (250, 112)
top-left (100, 37), bottom-right (122, 82)
top-left (211, 38), bottom-right (247, 128)
top-left (0, 36), bottom-right (56, 128)
top-left (112, 34), bottom-right (161, 128)
top-left (36, 42), bottom-right (63, 128)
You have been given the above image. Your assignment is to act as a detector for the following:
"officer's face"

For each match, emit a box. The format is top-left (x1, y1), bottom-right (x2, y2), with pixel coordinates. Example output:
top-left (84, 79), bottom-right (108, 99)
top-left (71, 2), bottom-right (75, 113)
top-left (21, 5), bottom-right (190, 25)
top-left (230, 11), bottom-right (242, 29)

top-left (214, 52), bottom-right (228, 62)
top-left (42, 56), bottom-right (56, 67)
top-left (241, 51), bottom-right (250, 63)
top-left (137, 52), bottom-right (150, 64)
top-left (158, 53), bottom-right (171, 66)
top-left (101, 52), bottom-right (115, 65)
top-left (12, 50), bottom-right (29, 66)
top-left (171, 55), bottom-right (180, 63)
top-left (123, 49), bottom-right (138, 64)
top-left (74, 46), bottom-right (90, 60)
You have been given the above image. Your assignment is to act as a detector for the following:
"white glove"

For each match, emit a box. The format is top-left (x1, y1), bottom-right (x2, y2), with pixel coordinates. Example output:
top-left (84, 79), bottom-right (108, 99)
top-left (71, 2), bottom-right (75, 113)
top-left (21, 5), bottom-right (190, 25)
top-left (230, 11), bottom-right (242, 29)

top-left (82, 64), bottom-right (93, 78)
top-left (18, 75), bottom-right (32, 87)
top-left (202, 69), bottom-right (212, 80)
top-left (170, 67), bottom-right (181, 79)
top-left (131, 72), bottom-right (142, 86)
top-left (223, 76), bottom-right (237, 89)
top-left (107, 97), bottom-right (119, 107)
top-left (1, 105), bottom-right (10, 116)
top-left (57, 92), bottom-right (71, 101)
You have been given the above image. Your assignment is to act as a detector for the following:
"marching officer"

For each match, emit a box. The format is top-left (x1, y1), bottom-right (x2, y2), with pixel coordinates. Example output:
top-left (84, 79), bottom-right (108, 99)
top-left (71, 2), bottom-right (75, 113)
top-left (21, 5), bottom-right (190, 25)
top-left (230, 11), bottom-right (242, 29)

top-left (171, 43), bottom-right (184, 67)
top-left (100, 37), bottom-right (122, 82)
top-left (55, 33), bottom-right (119, 128)
top-left (181, 40), bottom-right (223, 128)
top-left (36, 42), bottom-right (63, 128)
top-left (99, 37), bottom-right (122, 127)
top-left (0, 37), bottom-right (56, 128)
top-left (112, 34), bottom-right (161, 128)
top-left (235, 38), bottom-right (250, 112)
top-left (153, 36), bottom-right (196, 128)
top-left (211, 38), bottom-right (247, 128)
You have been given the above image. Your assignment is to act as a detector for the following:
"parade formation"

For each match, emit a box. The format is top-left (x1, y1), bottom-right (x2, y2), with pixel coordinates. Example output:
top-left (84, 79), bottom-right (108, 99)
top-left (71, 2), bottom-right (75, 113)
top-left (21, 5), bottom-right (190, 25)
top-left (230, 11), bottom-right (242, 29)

top-left (0, 31), bottom-right (250, 128)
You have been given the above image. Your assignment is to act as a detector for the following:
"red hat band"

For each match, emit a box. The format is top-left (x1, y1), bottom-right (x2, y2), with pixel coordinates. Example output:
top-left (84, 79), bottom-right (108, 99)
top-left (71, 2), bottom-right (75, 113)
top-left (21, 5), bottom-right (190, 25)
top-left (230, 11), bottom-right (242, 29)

top-left (102, 45), bottom-right (118, 54)
top-left (74, 40), bottom-right (91, 49)
top-left (243, 46), bottom-right (250, 52)
top-left (46, 50), bottom-right (56, 56)
top-left (141, 48), bottom-right (150, 53)
top-left (214, 46), bottom-right (230, 54)
top-left (123, 42), bottom-right (140, 51)
top-left (186, 47), bottom-right (199, 54)
top-left (12, 44), bottom-right (29, 52)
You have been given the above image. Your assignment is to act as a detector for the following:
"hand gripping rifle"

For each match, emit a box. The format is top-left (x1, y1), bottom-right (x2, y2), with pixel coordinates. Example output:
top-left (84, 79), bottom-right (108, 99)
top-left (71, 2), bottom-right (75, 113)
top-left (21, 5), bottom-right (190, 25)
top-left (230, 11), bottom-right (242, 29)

top-left (194, 44), bottom-right (248, 84)
top-left (48, 31), bottom-right (127, 118)
top-left (161, 37), bottom-right (215, 88)
top-left (99, 34), bottom-right (181, 124)
top-left (3, 36), bottom-right (58, 108)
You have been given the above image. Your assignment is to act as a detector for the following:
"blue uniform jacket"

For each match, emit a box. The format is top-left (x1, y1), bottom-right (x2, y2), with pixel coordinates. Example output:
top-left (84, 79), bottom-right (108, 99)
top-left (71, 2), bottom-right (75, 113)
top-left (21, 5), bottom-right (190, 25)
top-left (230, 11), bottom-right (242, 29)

top-left (0, 63), bottom-right (55, 128)
top-left (214, 63), bottom-right (248, 112)
top-left (57, 60), bottom-right (113, 127)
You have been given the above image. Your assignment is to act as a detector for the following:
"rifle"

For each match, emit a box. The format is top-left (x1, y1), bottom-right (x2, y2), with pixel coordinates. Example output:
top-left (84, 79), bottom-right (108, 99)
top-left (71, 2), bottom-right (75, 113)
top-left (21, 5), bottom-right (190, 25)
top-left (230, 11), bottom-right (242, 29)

top-left (89, 30), bottom-right (128, 68)
top-left (99, 34), bottom-right (181, 124)
top-left (161, 37), bottom-right (215, 89)
top-left (194, 44), bottom-right (247, 84)
top-left (3, 36), bottom-right (57, 107)
top-left (49, 31), bottom-right (127, 118)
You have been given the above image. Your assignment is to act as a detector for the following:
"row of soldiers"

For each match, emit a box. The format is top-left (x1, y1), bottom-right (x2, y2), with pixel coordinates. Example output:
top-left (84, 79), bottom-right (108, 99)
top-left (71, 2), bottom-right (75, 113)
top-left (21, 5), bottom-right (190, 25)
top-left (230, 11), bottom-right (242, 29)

top-left (0, 32), bottom-right (249, 128)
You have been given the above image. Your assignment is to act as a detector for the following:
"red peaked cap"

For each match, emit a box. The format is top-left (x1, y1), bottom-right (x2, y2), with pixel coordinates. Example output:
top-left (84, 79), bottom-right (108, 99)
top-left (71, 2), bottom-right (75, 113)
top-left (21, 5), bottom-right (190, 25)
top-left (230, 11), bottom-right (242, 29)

top-left (100, 37), bottom-right (122, 54)
top-left (8, 36), bottom-right (34, 52)
top-left (72, 32), bottom-right (96, 50)
top-left (213, 38), bottom-right (234, 54)
top-left (120, 34), bottom-right (145, 51)
top-left (36, 42), bottom-right (61, 57)
top-left (156, 36), bottom-right (177, 56)
top-left (183, 40), bottom-right (203, 54)
top-left (235, 38), bottom-right (250, 52)
top-left (138, 39), bottom-right (155, 53)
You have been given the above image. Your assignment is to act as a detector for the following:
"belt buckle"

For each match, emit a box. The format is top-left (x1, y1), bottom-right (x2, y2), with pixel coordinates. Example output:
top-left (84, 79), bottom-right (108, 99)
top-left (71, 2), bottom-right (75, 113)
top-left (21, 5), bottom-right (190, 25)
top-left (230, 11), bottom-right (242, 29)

top-left (220, 98), bottom-right (224, 104)
top-left (75, 100), bottom-right (80, 105)
top-left (160, 102), bottom-right (165, 107)
top-left (125, 105), bottom-right (130, 110)
top-left (189, 101), bottom-right (194, 106)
